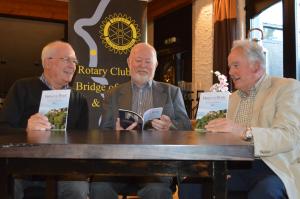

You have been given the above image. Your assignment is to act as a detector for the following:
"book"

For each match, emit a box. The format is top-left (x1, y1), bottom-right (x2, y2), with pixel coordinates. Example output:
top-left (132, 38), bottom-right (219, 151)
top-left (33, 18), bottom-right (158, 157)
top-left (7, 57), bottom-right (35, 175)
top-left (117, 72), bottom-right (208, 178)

top-left (38, 89), bottom-right (71, 131)
top-left (119, 107), bottom-right (163, 130)
top-left (195, 92), bottom-right (230, 131)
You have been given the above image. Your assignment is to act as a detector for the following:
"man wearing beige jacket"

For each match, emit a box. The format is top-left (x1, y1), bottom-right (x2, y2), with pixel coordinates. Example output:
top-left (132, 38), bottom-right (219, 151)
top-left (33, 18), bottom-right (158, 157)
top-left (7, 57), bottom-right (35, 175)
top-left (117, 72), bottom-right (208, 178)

top-left (206, 40), bottom-right (300, 199)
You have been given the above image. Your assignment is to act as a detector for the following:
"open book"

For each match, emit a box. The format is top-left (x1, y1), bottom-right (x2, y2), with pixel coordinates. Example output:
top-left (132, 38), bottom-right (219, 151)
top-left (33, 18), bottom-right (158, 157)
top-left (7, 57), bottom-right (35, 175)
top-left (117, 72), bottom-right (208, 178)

top-left (195, 92), bottom-right (229, 131)
top-left (38, 89), bottom-right (71, 131)
top-left (119, 107), bottom-right (163, 130)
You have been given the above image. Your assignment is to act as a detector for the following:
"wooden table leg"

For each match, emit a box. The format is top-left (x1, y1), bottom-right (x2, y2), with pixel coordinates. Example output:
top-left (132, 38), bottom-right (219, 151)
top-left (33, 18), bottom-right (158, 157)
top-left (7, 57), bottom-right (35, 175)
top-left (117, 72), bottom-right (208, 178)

top-left (0, 159), bottom-right (10, 199)
top-left (212, 161), bottom-right (228, 199)
top-left (46, 176), bottom-right (57, 199)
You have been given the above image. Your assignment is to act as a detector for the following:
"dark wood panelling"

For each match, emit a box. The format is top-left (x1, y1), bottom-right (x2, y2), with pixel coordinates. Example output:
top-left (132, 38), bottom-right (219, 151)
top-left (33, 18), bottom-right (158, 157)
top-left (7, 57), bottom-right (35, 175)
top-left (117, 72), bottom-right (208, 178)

top-left (0, 0), bottom-right (190, 22)
top-left (0, 17), bottom-right (66, 96)
top-left (0, 0), bottom-right (68, 21)
top-left (154, 5), bottom-right (192, 83)
top-left (147, 0), bottom-right (193, 20)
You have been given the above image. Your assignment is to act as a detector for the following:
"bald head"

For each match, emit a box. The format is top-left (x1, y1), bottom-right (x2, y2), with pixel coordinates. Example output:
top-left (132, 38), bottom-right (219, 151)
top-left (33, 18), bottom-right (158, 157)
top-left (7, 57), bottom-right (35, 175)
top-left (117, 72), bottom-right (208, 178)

top-left (128, 43), bottom-right (158, 64)
top-left (41, 41), bottom-right (77, 89)
top-left (41, 41), bottom-right (75, 67)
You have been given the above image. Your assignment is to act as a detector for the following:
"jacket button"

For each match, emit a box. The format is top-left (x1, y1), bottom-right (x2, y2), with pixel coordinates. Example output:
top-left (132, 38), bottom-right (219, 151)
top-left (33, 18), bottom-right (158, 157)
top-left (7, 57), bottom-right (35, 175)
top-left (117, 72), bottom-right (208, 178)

top-left (260, 150), bottom-right (271, 154)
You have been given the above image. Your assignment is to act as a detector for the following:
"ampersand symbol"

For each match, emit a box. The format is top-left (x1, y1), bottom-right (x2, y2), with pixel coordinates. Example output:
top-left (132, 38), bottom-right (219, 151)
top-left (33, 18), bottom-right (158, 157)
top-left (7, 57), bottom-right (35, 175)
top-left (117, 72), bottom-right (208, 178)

top-left (92, 98), bottom-right (100, 107)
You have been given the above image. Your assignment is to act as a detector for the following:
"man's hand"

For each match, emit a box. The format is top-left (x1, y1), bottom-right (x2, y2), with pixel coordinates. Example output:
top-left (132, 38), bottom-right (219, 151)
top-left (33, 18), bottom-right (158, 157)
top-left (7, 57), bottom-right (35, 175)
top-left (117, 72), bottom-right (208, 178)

top-left (151, 115), bottom-right (173, 131)
top-left (27, 113), bottom-right (51, 131)
top-left (115, 118), bottom-right (138, 131)
top-left (205, 118), bottom-right (245, 134)
top-left (26, 129), bottom-right (51, 142)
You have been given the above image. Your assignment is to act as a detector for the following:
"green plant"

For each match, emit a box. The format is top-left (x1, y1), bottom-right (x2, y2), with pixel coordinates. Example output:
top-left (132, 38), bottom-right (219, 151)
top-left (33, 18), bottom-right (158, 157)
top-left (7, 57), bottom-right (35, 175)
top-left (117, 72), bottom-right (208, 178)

top-left (195, 109), bottom-right (227, 130)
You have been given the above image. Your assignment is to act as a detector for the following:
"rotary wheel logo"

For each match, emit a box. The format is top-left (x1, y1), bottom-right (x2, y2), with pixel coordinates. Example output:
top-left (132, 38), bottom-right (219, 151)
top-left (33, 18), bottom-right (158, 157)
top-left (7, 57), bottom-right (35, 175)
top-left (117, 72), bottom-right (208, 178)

top-left (100, 13), bottom-right (141, 54)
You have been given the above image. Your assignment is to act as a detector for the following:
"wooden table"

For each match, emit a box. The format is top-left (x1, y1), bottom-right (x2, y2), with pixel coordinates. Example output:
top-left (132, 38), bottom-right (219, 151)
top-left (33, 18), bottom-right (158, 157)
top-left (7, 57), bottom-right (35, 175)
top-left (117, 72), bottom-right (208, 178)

top-left (0, 128), bottom-right (254, 199)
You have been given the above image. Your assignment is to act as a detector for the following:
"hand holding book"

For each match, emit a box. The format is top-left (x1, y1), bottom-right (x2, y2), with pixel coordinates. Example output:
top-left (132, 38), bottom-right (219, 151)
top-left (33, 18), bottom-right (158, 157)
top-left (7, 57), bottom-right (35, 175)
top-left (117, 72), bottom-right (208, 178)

top-left (195, 92), bottom-right (229, 132)
top-left (38, 89), bottom-right (71, 131)
top-left (116, 117), bottom-right (138, 130)
top-left (27, 113), bottom-right (52, 131)
top-left (118, 107), bottom-right (163, 131)
top-left (195, 71), bottom-right (230, 132)
top-left (151, 115), bottom-right (173, 131)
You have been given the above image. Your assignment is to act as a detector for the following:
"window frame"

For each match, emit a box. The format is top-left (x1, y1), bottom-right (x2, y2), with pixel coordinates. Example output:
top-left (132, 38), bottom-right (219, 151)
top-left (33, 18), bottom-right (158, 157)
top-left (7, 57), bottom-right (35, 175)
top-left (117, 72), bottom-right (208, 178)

top-left (246, 0), bottom-right (297, 78)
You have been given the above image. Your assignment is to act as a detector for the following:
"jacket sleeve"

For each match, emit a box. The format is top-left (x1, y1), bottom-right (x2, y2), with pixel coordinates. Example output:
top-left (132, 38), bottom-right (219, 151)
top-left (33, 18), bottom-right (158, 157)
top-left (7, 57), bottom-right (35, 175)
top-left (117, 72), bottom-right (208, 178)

top-left (252, 80), bottom-right (300, 157)
top-left (0, 81), bottom-right (26, 128)
top-left (99, 89), bottom-right (116, 130)
top-left (76, 94), bottom-right (89, 130)
top-left (169, 87), bottom-right (192, 131)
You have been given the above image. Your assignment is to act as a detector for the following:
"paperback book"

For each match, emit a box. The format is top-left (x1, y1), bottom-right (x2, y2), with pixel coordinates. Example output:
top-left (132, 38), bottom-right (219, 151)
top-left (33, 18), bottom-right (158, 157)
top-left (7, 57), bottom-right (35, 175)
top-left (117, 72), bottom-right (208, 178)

top-left (195, 92), bottom-right (229, 131)
top-left (38, 89), bottom-right (71, 131)
top-left (119, 107), bottom-right (163, 131)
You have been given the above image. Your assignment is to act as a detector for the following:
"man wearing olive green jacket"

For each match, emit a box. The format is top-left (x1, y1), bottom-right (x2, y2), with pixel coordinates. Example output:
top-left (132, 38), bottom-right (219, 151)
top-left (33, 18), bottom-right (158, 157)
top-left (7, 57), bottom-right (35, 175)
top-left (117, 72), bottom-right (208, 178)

top-left (206, 40), bottom-right (300, 199)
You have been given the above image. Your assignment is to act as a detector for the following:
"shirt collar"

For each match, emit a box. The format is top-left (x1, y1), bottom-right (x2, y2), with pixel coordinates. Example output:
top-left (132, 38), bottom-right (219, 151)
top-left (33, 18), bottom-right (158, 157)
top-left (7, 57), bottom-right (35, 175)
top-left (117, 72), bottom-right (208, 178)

top-left (39, 74), bottom-right (69, 90)
top-left (237, 74), bottom-right (265, 98)
top-left (131, 80), bottom-right (153, 90)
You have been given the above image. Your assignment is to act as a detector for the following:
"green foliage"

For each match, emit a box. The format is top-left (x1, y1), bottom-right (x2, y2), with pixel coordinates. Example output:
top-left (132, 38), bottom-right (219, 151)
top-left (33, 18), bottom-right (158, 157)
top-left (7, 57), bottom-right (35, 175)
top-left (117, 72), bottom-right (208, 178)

top-left (195, 109), bottom-right (227, 130)
top-left (45, 108), bottom-right (67, 130)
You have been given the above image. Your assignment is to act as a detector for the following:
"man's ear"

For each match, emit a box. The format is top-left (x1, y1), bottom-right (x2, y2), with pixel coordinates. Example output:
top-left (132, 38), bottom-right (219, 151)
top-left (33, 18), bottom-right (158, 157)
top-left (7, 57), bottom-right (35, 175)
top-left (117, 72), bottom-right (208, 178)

top-left (251, 61), bottom-right (260, 73)
top-left (43, 59), bottom-right (49, 69)
top-left (127, 57), bottom-right (130, 68)
top-left (155, 61), bottom-right (158, 69)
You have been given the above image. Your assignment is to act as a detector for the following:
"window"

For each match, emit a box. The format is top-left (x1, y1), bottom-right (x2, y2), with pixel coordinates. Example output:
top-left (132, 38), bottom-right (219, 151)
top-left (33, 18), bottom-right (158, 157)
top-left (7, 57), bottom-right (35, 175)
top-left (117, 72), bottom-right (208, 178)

top-left (250, 2), bottom-right (283, 77)
top-left (296, 0), bottom-right (300, 80)
top-left (247, 0), bottom-right (299, 80)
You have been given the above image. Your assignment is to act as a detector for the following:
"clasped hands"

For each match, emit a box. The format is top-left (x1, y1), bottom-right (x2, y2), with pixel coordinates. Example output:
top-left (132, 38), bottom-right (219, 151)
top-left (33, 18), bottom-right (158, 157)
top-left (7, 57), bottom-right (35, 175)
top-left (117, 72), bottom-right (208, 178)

top-left (116, 114), bottom-right (173, 131)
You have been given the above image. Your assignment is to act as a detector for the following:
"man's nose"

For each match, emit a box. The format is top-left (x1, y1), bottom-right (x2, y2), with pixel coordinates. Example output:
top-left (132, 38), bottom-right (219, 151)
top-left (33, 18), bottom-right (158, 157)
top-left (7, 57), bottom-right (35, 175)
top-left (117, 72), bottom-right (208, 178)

top-left (140, 61), bottom-right (147, 67)
top-left (228, 67), bottom-right (234, 75)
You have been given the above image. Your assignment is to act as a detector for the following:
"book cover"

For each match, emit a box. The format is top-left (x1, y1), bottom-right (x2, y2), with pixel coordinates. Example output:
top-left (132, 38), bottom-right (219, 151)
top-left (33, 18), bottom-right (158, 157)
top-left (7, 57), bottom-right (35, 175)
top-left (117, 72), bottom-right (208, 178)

top-left (38, 89), bottom-right (71, 131)
top-left (195, 92), bottom-right (229, 131)
top-left (119, 107), bottom-right (163, 130)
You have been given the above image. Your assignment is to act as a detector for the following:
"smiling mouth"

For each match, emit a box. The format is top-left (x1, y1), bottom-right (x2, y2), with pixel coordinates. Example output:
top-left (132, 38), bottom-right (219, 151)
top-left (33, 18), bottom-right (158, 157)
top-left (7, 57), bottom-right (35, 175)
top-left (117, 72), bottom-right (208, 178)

top-left (231, 77), bottom-right (240, 82)
top-left (63, 70), bottom-right (74, 75)
top-left (137, 71), bottom-right (148, 74)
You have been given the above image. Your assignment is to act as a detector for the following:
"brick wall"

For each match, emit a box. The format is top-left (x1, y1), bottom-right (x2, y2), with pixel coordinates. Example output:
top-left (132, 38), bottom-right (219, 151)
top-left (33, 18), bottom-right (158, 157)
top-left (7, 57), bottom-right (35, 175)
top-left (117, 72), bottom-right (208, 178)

top-left (192, 0), bottom-right (214, 99)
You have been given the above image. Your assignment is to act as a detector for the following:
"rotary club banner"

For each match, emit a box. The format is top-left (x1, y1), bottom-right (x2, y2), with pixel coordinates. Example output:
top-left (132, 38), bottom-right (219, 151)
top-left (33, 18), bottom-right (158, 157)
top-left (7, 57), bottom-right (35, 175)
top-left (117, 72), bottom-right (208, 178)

top-left (68, 0), bottom-right (147, 128)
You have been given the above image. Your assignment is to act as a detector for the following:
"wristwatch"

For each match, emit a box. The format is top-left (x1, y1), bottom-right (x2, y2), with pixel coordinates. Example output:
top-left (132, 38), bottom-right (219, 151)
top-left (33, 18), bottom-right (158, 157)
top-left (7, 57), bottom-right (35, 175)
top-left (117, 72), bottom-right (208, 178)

top-left (242, 127), bottom-right (253, 141)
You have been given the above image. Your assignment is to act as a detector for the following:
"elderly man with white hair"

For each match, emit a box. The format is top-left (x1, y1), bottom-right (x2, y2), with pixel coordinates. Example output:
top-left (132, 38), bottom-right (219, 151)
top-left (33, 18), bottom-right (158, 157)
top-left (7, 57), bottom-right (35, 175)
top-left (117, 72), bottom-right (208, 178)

top-left (206, 40), bottom-right (300, 199)
top-left (0, 41), bottom-right (89, 199)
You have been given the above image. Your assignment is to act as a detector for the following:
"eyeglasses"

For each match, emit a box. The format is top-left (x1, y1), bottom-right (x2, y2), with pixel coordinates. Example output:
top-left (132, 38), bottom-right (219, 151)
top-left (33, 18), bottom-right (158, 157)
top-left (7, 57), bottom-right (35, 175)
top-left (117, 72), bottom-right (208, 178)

top-left (48, 57), bottom-right (79, 65)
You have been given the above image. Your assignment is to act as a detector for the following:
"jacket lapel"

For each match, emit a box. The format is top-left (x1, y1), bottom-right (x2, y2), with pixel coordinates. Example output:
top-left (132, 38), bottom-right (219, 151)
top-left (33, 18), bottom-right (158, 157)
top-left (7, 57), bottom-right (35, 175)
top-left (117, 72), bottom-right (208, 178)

top-left (251, 75), bottom-right (272, 126)
top-left (152, 81), bottom-right (168, 108)
top-left (228, 93), bottom-right (241, 120)
top-left (118, 82), bottom-right (132, 110)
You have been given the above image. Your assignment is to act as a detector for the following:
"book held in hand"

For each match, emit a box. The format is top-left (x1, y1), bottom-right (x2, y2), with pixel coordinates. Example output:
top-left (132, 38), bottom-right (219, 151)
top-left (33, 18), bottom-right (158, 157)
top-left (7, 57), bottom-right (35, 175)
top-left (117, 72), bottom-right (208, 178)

top-left (195, 92), bottom-right (229, 131)
top-left (119, 107), bottom-right (163, 130)
top-left (39, 89), bottom-right (71, 131)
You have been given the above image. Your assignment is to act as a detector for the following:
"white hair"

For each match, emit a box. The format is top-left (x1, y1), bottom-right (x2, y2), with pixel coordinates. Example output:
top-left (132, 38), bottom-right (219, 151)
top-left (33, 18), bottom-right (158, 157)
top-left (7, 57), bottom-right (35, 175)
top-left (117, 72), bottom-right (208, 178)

top-left (129, 42), bottom-right (158, 64)
top-left (41, 41), bottom-right (72, 67)
top-left (231, 40), bottom-right (266, 68)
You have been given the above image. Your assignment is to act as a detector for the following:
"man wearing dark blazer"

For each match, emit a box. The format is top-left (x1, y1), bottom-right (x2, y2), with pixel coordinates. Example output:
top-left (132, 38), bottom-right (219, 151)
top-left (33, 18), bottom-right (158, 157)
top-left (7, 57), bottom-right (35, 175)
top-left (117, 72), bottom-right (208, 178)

top-left (90, 42), bottom-right (192, 199)
top-left (0, 41), bottom-right (89, 199)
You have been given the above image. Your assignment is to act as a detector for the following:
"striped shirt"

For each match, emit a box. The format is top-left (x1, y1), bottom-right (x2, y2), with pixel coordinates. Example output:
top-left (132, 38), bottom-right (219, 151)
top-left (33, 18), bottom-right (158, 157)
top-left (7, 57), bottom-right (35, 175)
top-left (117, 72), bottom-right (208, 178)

top-left (234, 74), bottom-right (265, 126)
top-left (131, 81), bottom-right (153, 116)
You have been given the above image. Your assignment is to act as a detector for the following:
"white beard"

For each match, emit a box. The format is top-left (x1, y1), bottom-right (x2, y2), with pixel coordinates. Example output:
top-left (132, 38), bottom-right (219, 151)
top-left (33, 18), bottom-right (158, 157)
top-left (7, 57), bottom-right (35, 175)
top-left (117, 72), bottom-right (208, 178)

top-left (132, 73), bottom-right (151, 86)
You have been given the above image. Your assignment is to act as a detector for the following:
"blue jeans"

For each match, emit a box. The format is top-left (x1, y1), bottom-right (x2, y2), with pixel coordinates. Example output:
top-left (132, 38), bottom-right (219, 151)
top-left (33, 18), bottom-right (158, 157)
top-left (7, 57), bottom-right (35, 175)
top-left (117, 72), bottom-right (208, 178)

top-left (178, 183), bottom-right (202, 199)
top-left (14, 179), bottom-right (89, 199)
top-left (228, 160), bottom-right (287, 199)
